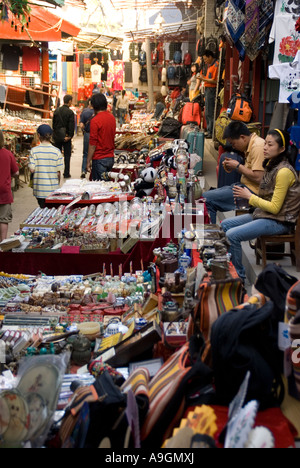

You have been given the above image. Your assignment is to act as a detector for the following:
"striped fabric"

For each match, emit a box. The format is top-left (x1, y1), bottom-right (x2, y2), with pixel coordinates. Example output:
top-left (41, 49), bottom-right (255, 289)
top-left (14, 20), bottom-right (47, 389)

top-left (121, 368), bottom-right (150, 398)
top-left (189, 277), bottom-right (244, 343)
top-left (285, 281), bottom-right (300, 323)
top-left (140, 343), bottom-right (192, 442)
top-left (29, 143), bottom-right (64, 199)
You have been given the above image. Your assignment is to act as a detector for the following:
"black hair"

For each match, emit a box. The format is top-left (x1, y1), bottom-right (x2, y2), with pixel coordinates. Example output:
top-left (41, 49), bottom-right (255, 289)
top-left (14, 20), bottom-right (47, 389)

top-left (203, 49), bottom-right (215, 58)
top-left (91, 93), bottom-right (108, 111)
top-left (223, 121), bottom-right (251, 140)
top-left (191, 62), bottom-right (200, 73)
top-left (263, 129), bottom-right (294, 170)
top-left (63, 94), bottom-right (73, 105)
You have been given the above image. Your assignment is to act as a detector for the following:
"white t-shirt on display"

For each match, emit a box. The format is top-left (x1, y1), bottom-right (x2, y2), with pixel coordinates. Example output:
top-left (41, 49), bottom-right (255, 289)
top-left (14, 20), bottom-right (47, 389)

top-left (91, 64), bottom-right (103, 83)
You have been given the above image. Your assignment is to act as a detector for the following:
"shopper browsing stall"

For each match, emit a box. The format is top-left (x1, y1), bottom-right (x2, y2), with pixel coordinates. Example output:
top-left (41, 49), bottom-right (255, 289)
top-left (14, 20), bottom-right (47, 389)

top-left (0, 130), bottom-right (19, 241)
top-left (221, 129), bottom-right (300, 282)
top-left (203, 121), bottom-right (265, 223)
top-left (87, 93), bottom-right (116, 181)
top-left (29, 124), bottom-right (64, 209)
top-left (153, 92), bottom-right (166, 120)
top-left (52, 94), bottom-right (75, 179)
top-left (116, 90), bottom-right (129, 127)
top-left (79, 99), bottom-right (94, 179)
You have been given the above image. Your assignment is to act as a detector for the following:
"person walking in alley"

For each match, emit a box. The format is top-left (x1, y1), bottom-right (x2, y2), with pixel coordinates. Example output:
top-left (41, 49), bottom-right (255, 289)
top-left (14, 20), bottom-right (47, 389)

top-left (52, 94), bottom-right (75, 179)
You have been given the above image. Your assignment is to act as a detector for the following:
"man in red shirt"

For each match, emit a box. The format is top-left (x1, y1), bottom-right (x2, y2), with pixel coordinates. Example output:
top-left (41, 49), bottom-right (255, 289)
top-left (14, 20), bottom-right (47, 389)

top-left (87, 93), bottom-right (116, 180)
top-left (0, 130), bottom-right (19, 241)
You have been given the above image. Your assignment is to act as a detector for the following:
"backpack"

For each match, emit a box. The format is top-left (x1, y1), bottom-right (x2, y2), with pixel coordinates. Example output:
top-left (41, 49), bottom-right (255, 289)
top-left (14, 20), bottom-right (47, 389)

top-left (179, 101), bottom-right (201, 126)
top-left (167, 65), bottom-right (176, 80)
top-left (175, 65), bottom-right (186, 83)
top-left (158, 117), bottom-right (182, 139)
top-left (211, 301), bottom-right (285, 410)
top-left (138, 50), bottom-right (146, 66)
top-left (227, 93), bottom-right (253, 123)
top-left (214, 110), bottom-right (231, 146)
top-left (173, 50), bottom-right (182, 64)
top-left (139, 66), bottom-right (147, 83)
top-left (184, 52), bottom-right (192, 66)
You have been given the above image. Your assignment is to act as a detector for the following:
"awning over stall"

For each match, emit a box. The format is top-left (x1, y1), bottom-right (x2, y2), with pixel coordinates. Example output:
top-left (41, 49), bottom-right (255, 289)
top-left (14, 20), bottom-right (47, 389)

top-left (0, 4), bottom-right (80, 42)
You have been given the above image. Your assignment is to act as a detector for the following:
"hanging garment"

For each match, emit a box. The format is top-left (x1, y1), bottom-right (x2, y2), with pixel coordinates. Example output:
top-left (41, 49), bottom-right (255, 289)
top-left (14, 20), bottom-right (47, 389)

top-left (269, 0), bottom-right (300, 65)
top-left (62, 62), bottom-right (68, 92)
top-left (22, 46), bottom-right (40, 72)
top-left (269, 52), bottom-right (300, 103)
top-left (1, 44), bottom-right (21, 70)
top-left (67, 62), bottom-right (73, 94)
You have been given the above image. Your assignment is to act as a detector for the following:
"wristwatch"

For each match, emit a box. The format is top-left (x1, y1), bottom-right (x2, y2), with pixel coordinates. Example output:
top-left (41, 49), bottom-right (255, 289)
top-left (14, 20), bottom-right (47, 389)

top-left (236, 162), bottom-right (241, 171)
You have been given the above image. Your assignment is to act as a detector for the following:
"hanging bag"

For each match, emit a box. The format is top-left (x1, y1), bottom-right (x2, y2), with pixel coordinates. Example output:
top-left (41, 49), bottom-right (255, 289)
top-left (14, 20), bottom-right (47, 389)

top-left (227, 93), bottom-right (253, 123)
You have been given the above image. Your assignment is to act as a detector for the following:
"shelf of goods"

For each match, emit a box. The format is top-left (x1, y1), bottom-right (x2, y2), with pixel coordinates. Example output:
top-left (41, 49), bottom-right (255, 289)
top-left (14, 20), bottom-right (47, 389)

top-left (115, 111), bottom-right (160, 151)
top-left (0, 114), bottom-right (51, 187)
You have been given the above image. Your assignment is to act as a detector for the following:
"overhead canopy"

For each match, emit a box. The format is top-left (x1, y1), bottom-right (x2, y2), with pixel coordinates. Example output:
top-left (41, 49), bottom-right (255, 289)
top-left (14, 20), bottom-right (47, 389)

top-left (0, 4), bottom-right (80, 42)
top-left (124, 19), bottom-right (197, 42)
top-left (68, 31), bottom-right (124, 51)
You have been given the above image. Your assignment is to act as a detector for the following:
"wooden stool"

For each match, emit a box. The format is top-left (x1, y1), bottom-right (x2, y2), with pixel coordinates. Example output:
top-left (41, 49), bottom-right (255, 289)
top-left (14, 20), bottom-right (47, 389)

top-left (255, 216), bottom-right (300, 272)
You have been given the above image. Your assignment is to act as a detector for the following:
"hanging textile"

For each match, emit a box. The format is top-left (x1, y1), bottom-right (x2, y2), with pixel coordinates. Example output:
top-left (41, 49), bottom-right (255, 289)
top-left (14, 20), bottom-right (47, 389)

top-left (224, 0), bottom-right (274, 61)
top-left (72, 62), bottom-right (78, 94)
top-left (257, 0), bottom-right (274, 51)
top-left (62, 62), bottom-right (68, 92)
top-left (113, 61), bottom-right (124, 90)
top-left (67, 62), bottom-right (73, 94)
top-left (22, 46), bottom-right (40, 72)
top-left (224, 0), bottom-right (247, 61)
top-left (244, 0), bottom-right (259, 60)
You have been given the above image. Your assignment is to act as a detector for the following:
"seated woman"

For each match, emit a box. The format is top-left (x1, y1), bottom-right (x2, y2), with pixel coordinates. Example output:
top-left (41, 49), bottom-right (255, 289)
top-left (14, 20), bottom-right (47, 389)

top-left (221, 129), bottom-right (300, 282)
top-left (153, 92), bottom-right (166, 120)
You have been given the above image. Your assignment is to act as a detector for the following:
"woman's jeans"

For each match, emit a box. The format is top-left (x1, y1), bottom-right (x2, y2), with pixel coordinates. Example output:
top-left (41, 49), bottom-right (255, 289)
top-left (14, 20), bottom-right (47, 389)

top-left (119, 109), bottom-right (127, 126)
top-left (221, 214), bottom-right (291, 281)
top-left (92, 157), bottom-right (114, 181)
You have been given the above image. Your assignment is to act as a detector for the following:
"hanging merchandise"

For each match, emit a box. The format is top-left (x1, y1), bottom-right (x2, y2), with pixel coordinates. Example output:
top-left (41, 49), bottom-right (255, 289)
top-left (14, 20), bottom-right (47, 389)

top-left (224, 0), bottom-right (274, 61)
top-left (269, 0), bottom-right (300, 65)
top-left (22, 46), bottom-right (40, 72)
top-left (269, 53), bottom-right (300, 103)
top-left (1, 44), bottom-right (22, 70)
top-left (227, 93), bottom-right (253, 122)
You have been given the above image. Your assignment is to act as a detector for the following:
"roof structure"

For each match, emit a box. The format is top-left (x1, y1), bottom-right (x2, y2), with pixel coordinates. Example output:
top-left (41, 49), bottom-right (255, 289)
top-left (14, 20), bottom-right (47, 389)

top-left (0, 4), bottom-right (80, 42)
top-left (123, 19), bottom-right (197, 42)
top-left (67, 30), bottom-right (124, 51)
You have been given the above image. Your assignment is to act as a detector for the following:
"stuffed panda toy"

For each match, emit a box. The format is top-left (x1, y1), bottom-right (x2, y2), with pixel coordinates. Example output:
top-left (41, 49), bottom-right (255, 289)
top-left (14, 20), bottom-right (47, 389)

top-left (133, 167), bottom-right (157, 198)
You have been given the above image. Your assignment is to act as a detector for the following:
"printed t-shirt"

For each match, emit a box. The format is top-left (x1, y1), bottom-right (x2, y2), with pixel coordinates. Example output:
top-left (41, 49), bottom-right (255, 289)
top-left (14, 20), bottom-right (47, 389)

top-left (89, 111), bottom-right (116, 160)
top-left (241, 133), bottom-right (265, 194)
top-left (0, 148), bottom-right (19, 204)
